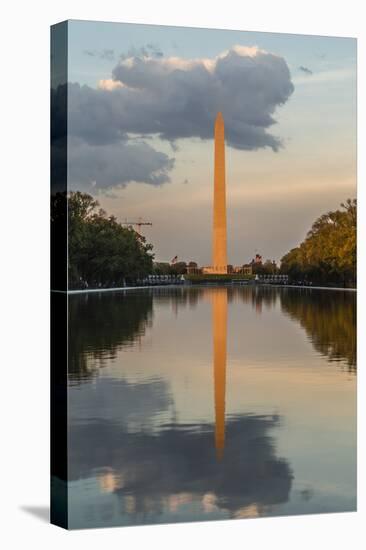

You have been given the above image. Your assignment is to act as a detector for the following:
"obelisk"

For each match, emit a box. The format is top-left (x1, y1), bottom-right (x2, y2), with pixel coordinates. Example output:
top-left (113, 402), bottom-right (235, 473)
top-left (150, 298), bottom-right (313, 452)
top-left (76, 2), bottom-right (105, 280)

top-left (213, 112), bottom-right (227, 274)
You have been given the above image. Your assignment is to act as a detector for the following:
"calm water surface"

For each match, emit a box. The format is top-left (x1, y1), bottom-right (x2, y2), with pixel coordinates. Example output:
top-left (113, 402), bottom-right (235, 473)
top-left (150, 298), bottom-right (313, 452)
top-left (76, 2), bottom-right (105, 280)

top-left (65, 286), bottom-right (356, 529)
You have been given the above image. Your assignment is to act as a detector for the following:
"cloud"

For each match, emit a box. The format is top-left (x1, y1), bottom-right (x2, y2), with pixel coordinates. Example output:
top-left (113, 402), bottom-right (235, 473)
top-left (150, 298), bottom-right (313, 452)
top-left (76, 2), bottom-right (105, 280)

top-left (68, 413), bottom-right (293, 521)
top-left (68, 137), bottom-right (174, 191)
top-left (119, 43), bottom-right (164, 60)
top-left (298, 65), bottom-right (313, 76)
top-left (53, 45), bottom-right (294, 190)
top-left (97, 79), bottom-right (125, 91)
top-left (111, 45), bottom-right (294, 151)
top-left (84, 49), bottom-right (115, 61)
top-left (51, 84), bottom-right (175, 191)
top-left (69, 376), bottom-right (173, 427)
top-left (69, 45), bottom-right (293, 152)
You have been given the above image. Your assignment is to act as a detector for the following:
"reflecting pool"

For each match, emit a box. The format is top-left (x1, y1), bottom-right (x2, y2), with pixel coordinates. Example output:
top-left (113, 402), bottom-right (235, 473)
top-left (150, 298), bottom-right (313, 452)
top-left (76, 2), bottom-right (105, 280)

top-left (64, 286), bottom-right (356, 529)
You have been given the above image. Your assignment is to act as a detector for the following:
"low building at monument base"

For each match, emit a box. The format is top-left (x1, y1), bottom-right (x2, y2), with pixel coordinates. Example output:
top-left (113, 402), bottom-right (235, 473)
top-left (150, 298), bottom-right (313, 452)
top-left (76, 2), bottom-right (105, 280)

top-left (233, 265), bottom-right (253, 275)
top-left (202, 265), bottom-right (228, 275)
top-left (201, 265), bottom-right (253, 276)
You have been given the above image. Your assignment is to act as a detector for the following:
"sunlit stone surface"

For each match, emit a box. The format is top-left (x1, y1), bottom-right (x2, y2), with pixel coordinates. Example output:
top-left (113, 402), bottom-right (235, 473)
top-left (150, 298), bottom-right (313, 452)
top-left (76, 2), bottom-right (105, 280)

top-left (212, 112), bottom-right (227, 274)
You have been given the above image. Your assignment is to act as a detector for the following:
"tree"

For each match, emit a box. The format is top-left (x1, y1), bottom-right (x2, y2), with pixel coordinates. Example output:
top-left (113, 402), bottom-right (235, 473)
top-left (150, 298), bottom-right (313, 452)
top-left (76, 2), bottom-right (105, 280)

top-left (52, 191), bottom-right (154, 289)
top-left (281, 288), bottom-right (356, 371)
top-left (251, 259), bottom-right (278, 276)
top-left (280, 199), bottom-right (356, 286)
top-left (153, 261), bottom-right (187, 275)
top-left (153, 262), bottom-right (171, 275)
top-left (169, 261), bottom-right (187, 275)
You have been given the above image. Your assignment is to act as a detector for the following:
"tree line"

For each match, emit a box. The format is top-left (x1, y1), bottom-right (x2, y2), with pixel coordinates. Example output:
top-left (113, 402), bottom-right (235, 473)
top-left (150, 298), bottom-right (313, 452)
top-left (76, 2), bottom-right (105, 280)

top-left (281, 287), bottom-right (356, 371)
top-left (52, 191), bottom-right (154, 289)
top-left (52, 192), bottom-right (356, 289)
top-left (280, 199), bottom-right (356, 287)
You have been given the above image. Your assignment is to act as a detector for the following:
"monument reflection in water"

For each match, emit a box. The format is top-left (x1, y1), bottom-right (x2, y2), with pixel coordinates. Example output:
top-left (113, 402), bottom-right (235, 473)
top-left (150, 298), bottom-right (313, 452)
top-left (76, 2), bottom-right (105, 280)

top-left (65, 286), bottom-right (356, 529)
top-left (213, 289), bottom-right (227, 461)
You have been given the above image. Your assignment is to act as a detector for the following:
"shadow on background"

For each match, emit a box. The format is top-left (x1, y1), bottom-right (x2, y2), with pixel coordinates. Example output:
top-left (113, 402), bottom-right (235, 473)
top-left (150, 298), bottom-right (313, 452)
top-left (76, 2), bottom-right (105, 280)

top-left (20, 506), bottom-right (49, 523)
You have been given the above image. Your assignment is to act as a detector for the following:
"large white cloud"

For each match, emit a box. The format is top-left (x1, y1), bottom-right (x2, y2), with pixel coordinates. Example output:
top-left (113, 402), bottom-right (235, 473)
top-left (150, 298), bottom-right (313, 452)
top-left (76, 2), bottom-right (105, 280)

top-left (54, 45), bottom-right (294, 190)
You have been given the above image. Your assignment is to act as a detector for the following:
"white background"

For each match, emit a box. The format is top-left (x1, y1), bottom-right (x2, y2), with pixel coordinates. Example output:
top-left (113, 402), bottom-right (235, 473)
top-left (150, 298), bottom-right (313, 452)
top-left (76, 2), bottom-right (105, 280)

top-left (0, 1), bottom-right (364, 548)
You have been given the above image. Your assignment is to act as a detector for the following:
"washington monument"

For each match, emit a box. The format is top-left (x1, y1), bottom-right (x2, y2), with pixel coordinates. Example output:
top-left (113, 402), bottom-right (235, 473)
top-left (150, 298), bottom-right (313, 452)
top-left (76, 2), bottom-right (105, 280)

top-left (213, 112), bottom-right (227, 274)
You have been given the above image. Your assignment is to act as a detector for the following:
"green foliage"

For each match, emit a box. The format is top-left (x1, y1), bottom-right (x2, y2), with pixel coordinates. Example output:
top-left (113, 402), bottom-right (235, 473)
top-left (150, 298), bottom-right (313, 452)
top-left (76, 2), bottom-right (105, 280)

top-left (52, 191), bottom-right (154, 289)
top-left (153, 261), bottom-right (187, 275)
top-left (153, 262), bottom-right (172, 275)
top-left (281, 288), bottom-right (356, 371)
top-left (68, 291), bottom-right (153, 382)
top-left (280, 199), bottom-right (356, 286)
top-left (169, 261), bottom-right (187, 275)
top-left (252, 259), bottom-right (278, 275)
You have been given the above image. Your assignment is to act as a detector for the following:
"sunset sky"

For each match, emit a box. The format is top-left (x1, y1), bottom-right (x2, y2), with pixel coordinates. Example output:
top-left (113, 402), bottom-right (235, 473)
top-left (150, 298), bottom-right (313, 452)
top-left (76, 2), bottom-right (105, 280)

top-left (65, 20), bottom-right (356, 265)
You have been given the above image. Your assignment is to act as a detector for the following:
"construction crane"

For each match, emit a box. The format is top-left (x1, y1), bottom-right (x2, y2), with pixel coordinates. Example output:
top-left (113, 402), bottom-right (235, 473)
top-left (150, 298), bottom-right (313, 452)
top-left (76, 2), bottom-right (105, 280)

top-left (121, 218), bottom-right (152, 235)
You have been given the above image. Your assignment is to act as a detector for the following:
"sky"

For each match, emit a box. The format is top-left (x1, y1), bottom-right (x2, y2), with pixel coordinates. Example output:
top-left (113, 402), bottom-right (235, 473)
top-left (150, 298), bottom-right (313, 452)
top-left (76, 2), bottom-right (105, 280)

top-left (63, 20), bottom-right (357, 265)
